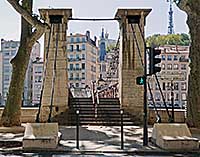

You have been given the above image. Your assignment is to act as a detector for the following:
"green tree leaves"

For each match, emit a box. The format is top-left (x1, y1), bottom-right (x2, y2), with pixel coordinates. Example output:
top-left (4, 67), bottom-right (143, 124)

top-left (146, 33), bottom-right (190, 47)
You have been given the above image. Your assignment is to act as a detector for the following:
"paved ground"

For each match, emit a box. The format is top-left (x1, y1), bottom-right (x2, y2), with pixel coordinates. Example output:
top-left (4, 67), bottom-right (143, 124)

top-left (0, 125), bottom-right (200, 156)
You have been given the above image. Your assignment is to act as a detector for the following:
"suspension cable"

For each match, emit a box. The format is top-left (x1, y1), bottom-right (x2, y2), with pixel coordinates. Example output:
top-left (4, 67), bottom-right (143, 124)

top-left (136, 23), bottom-right (171, 120)
top-left (115, 33), bottom-right (120, 50)
top-left (48, 23), bottom-right (60, 122)
top-left (131, 24), bottom-right (162, 122)
top-left (36, 24), bottom-right (53, 122)
top-left (130, 24), bottom-right (144, 67)
top-left (154, 74), bottom-right (171, 120)
top-left (147, 78), bottom-right (161, 122)
top-left (68, 17), bottom-right (121, 21)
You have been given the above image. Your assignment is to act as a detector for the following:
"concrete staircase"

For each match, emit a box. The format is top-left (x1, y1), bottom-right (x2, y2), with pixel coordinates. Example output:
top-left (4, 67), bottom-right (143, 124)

top-left (68, 97), bottom-right (135, 126)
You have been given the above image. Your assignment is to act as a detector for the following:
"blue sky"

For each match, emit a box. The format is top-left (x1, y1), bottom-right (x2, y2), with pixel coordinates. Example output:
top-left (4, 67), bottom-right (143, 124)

top-left (0, 0), bottom-right (188, 43)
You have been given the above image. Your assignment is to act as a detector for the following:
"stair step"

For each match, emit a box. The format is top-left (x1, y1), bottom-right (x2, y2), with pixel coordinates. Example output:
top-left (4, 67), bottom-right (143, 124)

top-left (68, 97), bottom-right (134, 125)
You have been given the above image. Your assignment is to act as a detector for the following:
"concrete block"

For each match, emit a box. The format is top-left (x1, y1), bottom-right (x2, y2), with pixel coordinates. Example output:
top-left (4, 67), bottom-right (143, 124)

top-left (23, 123), bottom-right (61, 149)
top-left (152, 123), bottom-right (199, 150)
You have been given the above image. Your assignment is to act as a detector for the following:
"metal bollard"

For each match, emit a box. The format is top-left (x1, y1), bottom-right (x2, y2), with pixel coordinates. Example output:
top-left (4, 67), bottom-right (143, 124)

top-left (121, 109), bottom-right (124, 150)
top-left (76, 110), bottom-right (80, 149)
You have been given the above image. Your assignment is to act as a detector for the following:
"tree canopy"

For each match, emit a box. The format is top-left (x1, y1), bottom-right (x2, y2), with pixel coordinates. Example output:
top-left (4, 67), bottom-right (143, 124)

top-left (146, 33), bottom-right (190, 47)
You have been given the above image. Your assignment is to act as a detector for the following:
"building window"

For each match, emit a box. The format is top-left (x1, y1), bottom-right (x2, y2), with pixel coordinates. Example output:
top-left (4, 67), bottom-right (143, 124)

top-left (69, 54), bottom-right (73, 61)
top-left (76, 83), bottom-right (79, 87)
top-left (34, 84), bottom-right (41, 90)
top-left (91, 56), bottom-right (96, 63)
top-left (76, 54), bottom-right (80, 61)
top-left (76, 37), bottom-right (80, 43)
top-left (11, 43), bottom-right (17, 48)
top-left (35, 66), bottom-right (43, 73)
top-left (155, 83), bottom-right (159, 90)
top-left (3, 58), bottom-right (10, 64)
top-left (82, 54), bottom-right (85, 60)
top-left (70, 45), bottom-right (73, 52)
top-left (181, 64), bottom-right (186, 70)
top-left (76, 45), bottom-right (80, 51)
top-left (76, 73), bottom-right (79, 80)
top-left (82, 63), bottom-right (85, 70)
top-left (4, 75), bottom-right (10, 81)
top-left (82, 73), bottom-right (85, 80)
top-left (161, 55), bottom-right (166, 61)
top-left (174, 82), bottom-right (179, 90)
top-left (70, 83), bottom-right (74, 87)
top-left (155, 92), bottom-right (160, 101)
top-left (4, 52), bottom-right (10, 56)
top-left (35, 76), bottom-right (42, 83)
top-left (181, 93), bottom-right (187, 101)
top-left (75, 64), bottom-right (80, 70)
top-left (82, 37), bottom-right (86, 42)
top-left (3, 66), bottom-right (10, 73)
top-left (167, 55), bottom-right (172, 61)
top-left (166, 82), bottom-right (171, 90)
top-left (82, 44), bottom-right (86, 50)
top-left (174, 55), bottom-right (178, 61)
top-left (101, 64), bottom-right (106, 72)
top-left (167, 93), bottom-right (170, 101)
top-left (162, 64), bottom-right (165, 70)
top-left (11, 50), bottom-right (16, 56)
top-left (91, 65), bottom-right (96, 72)
top-left (181, 82), bottom-right (187, 90)
top-left (167, 64), bottom-right (172, 70)
top-left (69, 64), bottom-right (73, 70)
top-left (175, 93), bottom-right (179, 101)
top-left (147, 93), bottom-right (152, 101)
top-left (70, 37), bottom-right (74, 43)
top-left (69, 73), bottom-right (73, 80)
top-left (162, 82), bottom-right (166, 90)
top-left (173, 64), bottom-right (179, 70)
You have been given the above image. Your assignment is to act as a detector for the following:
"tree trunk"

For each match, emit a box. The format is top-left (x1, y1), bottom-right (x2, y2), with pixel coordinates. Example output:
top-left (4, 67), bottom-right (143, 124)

top-left (186, 2), bottom-right (200, 127)
top-left (1, 0), bottom-right (33, 126)
top-left (176, 0), bottom-right (200, 127)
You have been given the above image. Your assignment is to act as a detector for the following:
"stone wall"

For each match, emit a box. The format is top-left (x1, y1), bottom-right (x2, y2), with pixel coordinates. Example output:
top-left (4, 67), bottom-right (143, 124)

top-left (148, 109), bottom-right (186, 124)
top-left (39, 9), bottom-right (72, 122)
top-left (0, 108), bottom-right (185, 124)
top-left (115, 9), bottom-right (151, 123)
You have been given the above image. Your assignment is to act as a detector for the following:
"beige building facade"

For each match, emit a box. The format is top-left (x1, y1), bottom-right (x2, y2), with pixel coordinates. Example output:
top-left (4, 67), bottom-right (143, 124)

top-left (32, 59), bottom-right (43, 105)
top-left (67, 31), bottom-right (99, 89)
top-left (148, 45), bottom-right (190, 109)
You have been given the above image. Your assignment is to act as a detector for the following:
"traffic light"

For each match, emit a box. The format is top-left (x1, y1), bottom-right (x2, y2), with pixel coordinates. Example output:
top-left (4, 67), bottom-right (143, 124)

top-left (149, 48), bottom-right (161, 75)
top-left (136, 76), bottom-right (145, 85)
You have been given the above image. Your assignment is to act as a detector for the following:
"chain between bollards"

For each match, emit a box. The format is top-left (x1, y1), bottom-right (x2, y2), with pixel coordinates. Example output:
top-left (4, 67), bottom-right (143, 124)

top-left (76, 110), bottom-right (80, 149)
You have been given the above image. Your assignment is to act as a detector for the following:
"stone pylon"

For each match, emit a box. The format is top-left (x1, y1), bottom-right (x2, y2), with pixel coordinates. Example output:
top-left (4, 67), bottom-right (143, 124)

top-left (115, 9), bottom-right (151, 123)
top-left (39, 9), bottom-right (72, 122)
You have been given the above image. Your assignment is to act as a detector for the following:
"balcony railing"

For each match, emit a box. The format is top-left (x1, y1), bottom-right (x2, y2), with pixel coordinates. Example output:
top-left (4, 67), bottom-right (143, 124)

top-left (179, 58), bottom-right (189, 62)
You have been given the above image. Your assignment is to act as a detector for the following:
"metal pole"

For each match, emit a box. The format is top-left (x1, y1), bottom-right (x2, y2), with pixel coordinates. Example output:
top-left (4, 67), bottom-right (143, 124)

top-left (135, 23), bottom-right (148, 146)
top-left (171, 80), bottom-right (174, 122)
top-left (76, 110), bottom-right (79, 149)
top-left (143, 45), bottom-right (148, 146)
top-left (121, 109), bottom-right (124, 149)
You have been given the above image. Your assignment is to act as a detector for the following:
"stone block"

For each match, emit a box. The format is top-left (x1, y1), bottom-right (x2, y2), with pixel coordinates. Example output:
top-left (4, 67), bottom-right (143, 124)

top-left (151, 123), bottom-right (199, 150)
top-left (23, 123), bottom-right (61, 149)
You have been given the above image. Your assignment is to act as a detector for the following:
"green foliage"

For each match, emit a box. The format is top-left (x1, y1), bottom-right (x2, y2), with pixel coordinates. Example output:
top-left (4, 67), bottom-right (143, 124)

top-left (146, 33), bottom-right (190, 47)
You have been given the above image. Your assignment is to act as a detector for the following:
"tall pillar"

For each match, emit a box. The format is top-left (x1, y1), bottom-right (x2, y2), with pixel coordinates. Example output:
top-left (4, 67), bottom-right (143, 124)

top-left (39, 9), bottom-right (72, 122)
top-left (115, 9), bottom-right (151, 123)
